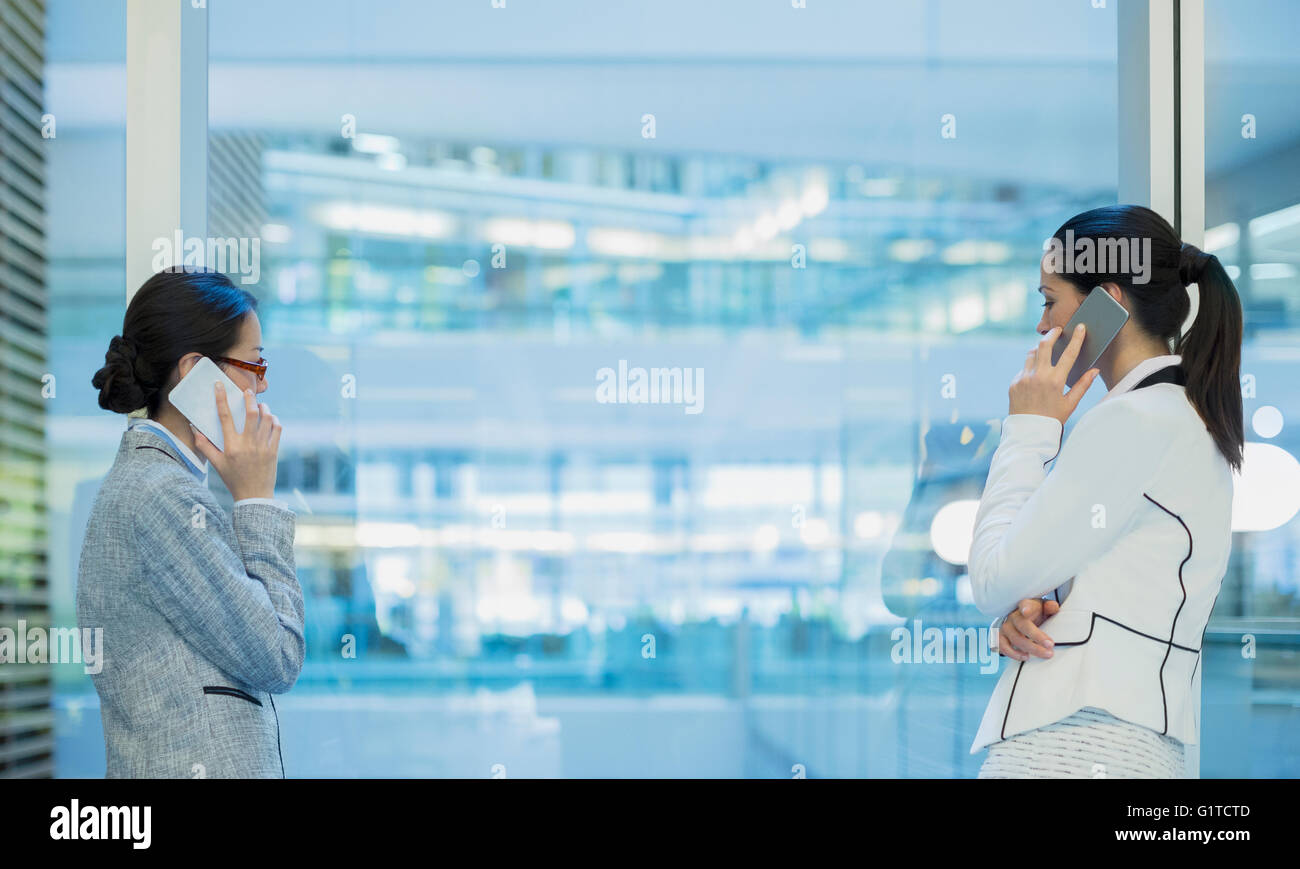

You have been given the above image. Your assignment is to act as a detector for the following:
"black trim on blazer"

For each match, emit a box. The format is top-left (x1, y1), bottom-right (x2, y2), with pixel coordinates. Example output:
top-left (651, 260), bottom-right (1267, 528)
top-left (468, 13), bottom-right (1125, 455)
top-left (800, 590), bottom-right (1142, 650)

top-left (203, 685), bottom-right (263, 707)
top-left (1191, 586), bottom-right (1222, 686)
top-left (996, 492), bottom-right (1199, 740)
top-left (996, 610), bottom-right (1202, 740)
top-left (1143, 493), bottom-right (1193, 735)
top-left (1049, 611), bottom-right (1199, 654)
top-left (1133, 364), bottom-right (1187, 390)
top-left (134, 444), bottom-right (184, 465)
top-left (1000, 659), bottom-right (1026, 740)
top-left (1042, 426), bottom-right (1064, 469)
top-left (269, 694), bottom-right (285, 779)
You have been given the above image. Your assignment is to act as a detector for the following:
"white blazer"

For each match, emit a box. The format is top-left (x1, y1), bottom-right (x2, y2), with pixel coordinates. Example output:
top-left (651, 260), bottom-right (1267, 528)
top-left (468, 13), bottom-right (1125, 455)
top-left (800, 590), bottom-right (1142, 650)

top-left (968, 353), bottom-right (1234, 755)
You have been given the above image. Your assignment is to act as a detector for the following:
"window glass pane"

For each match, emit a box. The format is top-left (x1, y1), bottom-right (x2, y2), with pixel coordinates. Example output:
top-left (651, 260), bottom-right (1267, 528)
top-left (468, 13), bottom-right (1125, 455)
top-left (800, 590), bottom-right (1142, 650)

top-left (1204, 0), bottom-right (1300, 777)
top-left (198, 0), bottom-right (1121, 778)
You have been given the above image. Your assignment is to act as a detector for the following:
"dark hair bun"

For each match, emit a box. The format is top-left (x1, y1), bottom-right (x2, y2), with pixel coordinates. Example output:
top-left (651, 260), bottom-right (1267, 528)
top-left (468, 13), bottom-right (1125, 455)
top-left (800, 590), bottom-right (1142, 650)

top-left (94, 269), bottom-right (257, 417)
top-left (92, 335), bottom-right (150, 414)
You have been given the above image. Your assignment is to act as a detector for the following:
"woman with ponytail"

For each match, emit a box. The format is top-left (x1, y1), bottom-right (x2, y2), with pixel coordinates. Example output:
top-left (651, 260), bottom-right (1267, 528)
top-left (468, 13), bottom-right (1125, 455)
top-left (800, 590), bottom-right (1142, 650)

top-left (967, 205), bottom-right (1243, 778)
top-left (78, 267), bottom-right (303, 778)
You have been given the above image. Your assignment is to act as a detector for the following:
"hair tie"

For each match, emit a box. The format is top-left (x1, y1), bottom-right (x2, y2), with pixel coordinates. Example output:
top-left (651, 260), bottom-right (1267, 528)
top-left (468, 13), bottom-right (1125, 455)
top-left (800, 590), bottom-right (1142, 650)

top-left (1179, 242), bottom-right (1214, 286)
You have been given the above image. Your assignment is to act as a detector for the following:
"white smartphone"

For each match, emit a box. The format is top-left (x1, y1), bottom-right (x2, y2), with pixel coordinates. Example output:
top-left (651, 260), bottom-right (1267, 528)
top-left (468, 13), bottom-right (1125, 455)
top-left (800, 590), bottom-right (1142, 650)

top-left (168, 356), bottom-right (247, 452)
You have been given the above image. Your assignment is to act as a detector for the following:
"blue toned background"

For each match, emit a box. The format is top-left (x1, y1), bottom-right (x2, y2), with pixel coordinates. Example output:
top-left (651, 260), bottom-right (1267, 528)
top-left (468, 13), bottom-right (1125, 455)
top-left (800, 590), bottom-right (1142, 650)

top-left (42, 0), bottom-right (1300, 777)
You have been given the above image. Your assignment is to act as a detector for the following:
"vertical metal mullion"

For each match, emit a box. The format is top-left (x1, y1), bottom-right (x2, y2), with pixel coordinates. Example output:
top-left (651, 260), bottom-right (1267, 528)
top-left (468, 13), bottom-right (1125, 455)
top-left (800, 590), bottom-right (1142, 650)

top-left (1177, 0), bottom-right (1206, 781)
top-left (1179, 0), bottom-right (1205, 248)
top-left (1173, 0), bottom-right (1181, 234)
top-left (1118, 0), bottom-right (1176, 223)
top-left (125, 0), bottom-right (208, 299)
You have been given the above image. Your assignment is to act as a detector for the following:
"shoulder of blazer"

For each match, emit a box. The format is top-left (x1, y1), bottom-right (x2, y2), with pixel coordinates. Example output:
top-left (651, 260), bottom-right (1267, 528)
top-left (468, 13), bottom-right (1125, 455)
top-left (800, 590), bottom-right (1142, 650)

top-left (114, 440), bottom-right (220, 524)
top-left (1117, 383), bottom-right (1206, 448)
top-left (1075, 384), bottom-right (1191, 444)
top-left (121, 445), bottom-right (200, 488)
top-left (1052, 389), bottom-right (1188, 485)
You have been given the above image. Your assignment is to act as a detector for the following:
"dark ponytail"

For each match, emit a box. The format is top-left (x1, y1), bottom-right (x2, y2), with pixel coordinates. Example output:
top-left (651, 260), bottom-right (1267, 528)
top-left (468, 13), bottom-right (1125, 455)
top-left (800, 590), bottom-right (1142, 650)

top-left (92, 268), bottom-right (258, 416)
top-left (1051, 205), bottom-right (1244, 471)
top-left (1173, 244), bottom-right (1245, 472)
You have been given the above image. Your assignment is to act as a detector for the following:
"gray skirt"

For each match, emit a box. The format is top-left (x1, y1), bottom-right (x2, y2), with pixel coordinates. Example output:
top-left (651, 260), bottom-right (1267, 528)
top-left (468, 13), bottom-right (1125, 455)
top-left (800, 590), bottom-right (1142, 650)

top-left (977, 706), bottom-right (1188, 778)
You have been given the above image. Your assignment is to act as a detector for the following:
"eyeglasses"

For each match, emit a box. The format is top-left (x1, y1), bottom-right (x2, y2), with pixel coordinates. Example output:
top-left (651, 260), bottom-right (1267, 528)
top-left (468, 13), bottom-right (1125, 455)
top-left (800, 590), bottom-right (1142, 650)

top-left (212, 355), bottom-right (268, 381)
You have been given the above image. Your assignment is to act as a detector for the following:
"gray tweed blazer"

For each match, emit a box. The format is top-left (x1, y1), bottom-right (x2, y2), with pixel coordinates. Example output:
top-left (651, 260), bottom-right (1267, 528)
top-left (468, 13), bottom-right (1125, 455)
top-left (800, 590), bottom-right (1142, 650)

top-left (76, 426), bottom-right (304, 778)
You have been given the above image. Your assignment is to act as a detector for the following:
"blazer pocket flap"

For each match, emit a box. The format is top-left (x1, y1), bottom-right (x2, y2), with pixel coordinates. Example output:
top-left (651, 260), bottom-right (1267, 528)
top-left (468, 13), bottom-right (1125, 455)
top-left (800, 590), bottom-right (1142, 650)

top-left (202, 685), bottom-right (263, 706)
top-left (1038, 609), bottom-right (1096, 646)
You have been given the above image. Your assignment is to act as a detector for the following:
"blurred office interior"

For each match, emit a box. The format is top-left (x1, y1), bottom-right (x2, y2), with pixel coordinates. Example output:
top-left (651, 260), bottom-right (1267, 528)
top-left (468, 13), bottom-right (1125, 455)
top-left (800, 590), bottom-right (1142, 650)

top-left (1, 0), bottom-right (1296, 777)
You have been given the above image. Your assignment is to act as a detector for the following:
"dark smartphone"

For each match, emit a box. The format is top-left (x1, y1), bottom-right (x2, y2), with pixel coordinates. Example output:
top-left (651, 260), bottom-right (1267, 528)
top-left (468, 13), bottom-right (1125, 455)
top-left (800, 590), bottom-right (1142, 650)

top-left (1050, 287), bottom-right (1129, 388)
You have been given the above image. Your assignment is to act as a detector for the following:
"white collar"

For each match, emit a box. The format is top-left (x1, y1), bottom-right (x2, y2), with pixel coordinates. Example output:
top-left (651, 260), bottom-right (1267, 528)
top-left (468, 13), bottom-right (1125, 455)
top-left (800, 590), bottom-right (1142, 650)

top-left (1100, 353), bottom-right (1183, 402)
top-left (128, 417), bottom-right (210, 481)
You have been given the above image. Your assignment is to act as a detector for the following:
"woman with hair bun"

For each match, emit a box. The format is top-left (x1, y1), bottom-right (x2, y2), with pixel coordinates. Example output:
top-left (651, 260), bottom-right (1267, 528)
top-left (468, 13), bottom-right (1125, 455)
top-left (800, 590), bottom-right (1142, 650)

top-left (78, 267), bottom-right (302, 778)
top-left (969, 205), bottom-right (1243, 778)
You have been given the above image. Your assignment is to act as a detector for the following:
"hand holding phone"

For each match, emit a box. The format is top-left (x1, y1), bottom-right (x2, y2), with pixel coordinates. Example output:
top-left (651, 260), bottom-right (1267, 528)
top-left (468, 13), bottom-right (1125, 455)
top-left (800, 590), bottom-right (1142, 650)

top-left (169, 356), bottom-right (282, 500)
top-left (190, 381), bottom-right (283, 501)
top-left (1009, 323), bottom-right (1101, 425)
